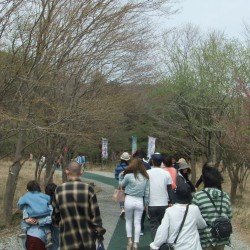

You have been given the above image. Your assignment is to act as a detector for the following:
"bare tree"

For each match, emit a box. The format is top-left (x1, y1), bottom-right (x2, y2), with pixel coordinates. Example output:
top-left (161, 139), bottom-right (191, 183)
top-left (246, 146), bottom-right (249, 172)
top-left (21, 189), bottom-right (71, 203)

top-left (0, 0), bottom-right (176, 225)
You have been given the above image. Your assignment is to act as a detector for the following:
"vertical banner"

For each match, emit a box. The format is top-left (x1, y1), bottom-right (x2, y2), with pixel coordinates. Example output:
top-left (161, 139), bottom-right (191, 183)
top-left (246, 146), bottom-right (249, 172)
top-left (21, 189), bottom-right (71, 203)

top-left (147, 136), bottom-right (156, 159)
top-left (131, 136), bottom-right (137, 155)
top-left (102, 138), bottom-right (108, 160)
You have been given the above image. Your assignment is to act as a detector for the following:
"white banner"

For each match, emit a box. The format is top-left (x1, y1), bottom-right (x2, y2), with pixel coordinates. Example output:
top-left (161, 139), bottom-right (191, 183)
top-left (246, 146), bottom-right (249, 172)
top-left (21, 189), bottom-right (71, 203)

top-left (131, 136), bottom-right (137, 155)
top-left (147, 136), bottom-right (156, 159)
top-left (102, 138), bottom-right (108, 160)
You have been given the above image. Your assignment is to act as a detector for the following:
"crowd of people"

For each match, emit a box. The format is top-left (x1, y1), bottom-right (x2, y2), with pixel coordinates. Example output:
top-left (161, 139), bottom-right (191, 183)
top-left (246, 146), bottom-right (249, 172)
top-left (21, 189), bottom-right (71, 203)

top-left (16, 150), bottom-right (232, 250)
top-left (114, 150), bottom-right (232, 250)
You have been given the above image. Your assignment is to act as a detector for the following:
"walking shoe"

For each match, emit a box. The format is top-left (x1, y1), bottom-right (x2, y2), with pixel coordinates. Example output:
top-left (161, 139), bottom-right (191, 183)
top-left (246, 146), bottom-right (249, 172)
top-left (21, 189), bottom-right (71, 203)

top-left (127, 241), bottom-right (133, 250)
top-left (45, 238), bottom-right (53, 248)
top-left (18, 232), bottom-right (26, 238)
top-left (140, 231), bottom-right (144, 236)
top-left (18, 228), bottom-right (27, 238)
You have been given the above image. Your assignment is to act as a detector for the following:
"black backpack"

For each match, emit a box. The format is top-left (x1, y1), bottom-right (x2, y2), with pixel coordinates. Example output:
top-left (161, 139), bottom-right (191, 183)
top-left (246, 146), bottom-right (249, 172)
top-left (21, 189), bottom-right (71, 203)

top-left (203, 190), bottom-right (232, 239)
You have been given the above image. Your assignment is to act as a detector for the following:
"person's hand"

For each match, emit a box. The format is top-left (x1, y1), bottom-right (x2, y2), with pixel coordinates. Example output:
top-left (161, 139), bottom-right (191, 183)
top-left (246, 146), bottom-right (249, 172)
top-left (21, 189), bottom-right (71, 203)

top-left (25, 217), bottom-right (38, 225)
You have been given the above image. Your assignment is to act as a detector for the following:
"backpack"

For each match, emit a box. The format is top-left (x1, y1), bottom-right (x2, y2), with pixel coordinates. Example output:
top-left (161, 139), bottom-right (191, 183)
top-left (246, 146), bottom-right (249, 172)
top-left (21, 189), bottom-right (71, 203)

top-left (203, 190), bottom-right (232, 239)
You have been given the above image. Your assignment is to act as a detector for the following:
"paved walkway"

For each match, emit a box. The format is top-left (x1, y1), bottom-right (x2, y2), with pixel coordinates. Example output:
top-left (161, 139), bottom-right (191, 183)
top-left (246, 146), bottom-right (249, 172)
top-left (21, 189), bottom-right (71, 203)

top-left (83, 171), bottom-right (151, 250)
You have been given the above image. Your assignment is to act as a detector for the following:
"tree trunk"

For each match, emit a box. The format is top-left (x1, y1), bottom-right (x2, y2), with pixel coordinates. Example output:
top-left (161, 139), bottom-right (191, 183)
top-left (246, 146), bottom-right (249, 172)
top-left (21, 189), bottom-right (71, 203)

top-left (230, 180), bottom-right (238, 204)
top-left (3, 130), bottom-right (25, 225)
top-left (190, 143), bottom-right (196, 184)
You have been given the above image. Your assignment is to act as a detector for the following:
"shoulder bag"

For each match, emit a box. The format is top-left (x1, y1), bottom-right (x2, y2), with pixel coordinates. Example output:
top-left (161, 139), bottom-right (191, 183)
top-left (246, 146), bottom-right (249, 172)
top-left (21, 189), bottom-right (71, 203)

top-left (159, 205), bottom-right (189, 250)
top-left (112, 186), bottom-right (125, 203)
top-left (203, 190), bottom-right (232, 239)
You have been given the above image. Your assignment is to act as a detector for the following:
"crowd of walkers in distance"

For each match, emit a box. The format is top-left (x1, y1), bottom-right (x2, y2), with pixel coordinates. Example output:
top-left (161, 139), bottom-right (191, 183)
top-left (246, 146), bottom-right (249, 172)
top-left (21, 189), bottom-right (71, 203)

top-left (114, 150), bottom-right (232, 250)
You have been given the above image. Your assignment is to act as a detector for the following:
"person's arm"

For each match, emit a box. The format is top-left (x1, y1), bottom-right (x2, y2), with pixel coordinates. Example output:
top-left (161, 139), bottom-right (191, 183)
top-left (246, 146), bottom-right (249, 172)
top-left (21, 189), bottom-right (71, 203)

top-left (52, 193), bottom-right (60, 227)
top-left (38, 215), bottom-right (52, 226)
top-left (23, 209), bottom-right (29, 220)
top-left (120, 173), bottom-right (129, 188)
top-left (88, 186), bottom-right (106, 239)
top-left (195, 175), bottom-right (203, 189)
top-left (114, 166), bottom-right (119, 180)
top-left (17, 195), bottom-right (27, 210)
top-left (144, 179), bottom-right (150, 206)
top-left (149, 210), bottom-right (170, 249)
top-left (194, 206), bottom-right (207, 229)
top-left (167, 185), bottom-right (173, 204)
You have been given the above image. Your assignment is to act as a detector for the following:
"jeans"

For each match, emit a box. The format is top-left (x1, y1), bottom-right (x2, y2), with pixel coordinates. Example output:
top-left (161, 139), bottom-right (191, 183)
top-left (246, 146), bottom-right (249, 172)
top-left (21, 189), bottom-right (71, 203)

top-left (124, 195), bottom-right (144, 243)
top-left (148, 205), bottom-right (168, 240)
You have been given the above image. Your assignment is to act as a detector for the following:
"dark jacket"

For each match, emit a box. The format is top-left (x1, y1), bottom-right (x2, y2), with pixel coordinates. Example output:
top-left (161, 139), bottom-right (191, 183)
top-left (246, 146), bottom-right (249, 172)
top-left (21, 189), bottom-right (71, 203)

top-left (114, 162), bottom-right (128, 180)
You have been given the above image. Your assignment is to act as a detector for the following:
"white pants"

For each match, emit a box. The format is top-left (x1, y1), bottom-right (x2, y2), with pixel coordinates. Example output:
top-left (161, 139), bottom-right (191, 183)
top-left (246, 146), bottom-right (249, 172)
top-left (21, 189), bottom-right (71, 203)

top-left (124, 195), bottom-right (144, 243)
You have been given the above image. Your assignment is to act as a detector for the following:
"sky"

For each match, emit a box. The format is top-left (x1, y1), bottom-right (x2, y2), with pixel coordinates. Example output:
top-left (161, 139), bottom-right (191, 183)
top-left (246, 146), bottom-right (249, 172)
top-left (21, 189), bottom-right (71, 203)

top-left (156, 0), bottom-right (250, 39)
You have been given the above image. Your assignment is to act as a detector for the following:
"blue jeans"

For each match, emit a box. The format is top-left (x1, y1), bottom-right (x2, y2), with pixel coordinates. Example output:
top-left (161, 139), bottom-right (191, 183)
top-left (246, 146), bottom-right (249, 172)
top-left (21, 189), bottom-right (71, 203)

top-left (148, 205), bottom-right (168, 240)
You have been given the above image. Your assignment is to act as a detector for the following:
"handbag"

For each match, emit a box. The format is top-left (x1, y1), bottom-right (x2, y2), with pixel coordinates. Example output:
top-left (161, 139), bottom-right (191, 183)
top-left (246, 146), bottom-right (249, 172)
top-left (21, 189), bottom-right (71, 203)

top-left (112, 187), bottom-right (125, 203)
top-left (159, 205), bottom-right (189, 250)
top-left (96, 240), bottom-right (105, 250)
top-left (203, 190), bottom-right (232, 239)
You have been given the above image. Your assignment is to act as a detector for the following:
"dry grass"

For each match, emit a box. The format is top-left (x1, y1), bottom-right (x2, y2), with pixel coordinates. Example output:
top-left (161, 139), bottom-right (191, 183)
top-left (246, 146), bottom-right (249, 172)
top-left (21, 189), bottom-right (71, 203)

top-left (0, 160), bottom-right (249, 243)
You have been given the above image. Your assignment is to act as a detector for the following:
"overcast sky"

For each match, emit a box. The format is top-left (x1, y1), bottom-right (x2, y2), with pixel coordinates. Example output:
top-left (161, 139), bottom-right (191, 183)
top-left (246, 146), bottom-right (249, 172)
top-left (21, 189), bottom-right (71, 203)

top-left (156, 0), bottom-right (250, 39)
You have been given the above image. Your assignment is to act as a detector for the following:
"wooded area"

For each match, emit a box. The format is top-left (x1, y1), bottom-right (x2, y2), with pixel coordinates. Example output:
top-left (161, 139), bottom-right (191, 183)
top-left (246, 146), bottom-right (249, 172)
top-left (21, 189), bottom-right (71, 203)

top-left (0, 0), bottom-right (250, 226)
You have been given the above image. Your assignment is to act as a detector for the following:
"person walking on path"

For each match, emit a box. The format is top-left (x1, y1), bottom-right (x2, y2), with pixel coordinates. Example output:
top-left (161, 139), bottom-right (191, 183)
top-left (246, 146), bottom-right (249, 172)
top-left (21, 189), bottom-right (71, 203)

top-left (192, 165), bottom-right (232, 250)
top-left (17, 180), bottom-right (53, 249)
top-left (176, 162), bottom-right (196, 194)
top-left (195, 162), bottom-right (222, 191)
top-left (149, 184), bottom-right (206, 250)
top-left (114, 152), bottom-right (131, 217)
top-left (163, 155), bottom-right (177, 190)
top-left (133, 150), bottom-right (151, 235)
top-left (147, 153), bottom-right (173, 240)
top-left (119, 157), bottom-right (149, 250)
top-left (52, 161), bottom-right (106, 250)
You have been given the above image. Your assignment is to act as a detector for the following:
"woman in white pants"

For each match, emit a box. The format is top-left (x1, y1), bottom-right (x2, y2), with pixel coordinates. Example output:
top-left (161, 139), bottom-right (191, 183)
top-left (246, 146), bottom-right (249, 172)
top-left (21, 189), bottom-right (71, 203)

top-left (119, 157), bottom-right (149, 250)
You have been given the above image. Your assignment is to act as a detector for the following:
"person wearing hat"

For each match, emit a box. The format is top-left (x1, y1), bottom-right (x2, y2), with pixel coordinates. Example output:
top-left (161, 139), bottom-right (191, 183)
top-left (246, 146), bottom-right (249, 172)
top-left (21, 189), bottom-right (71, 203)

top-left (114, 152), bottom-right (131, 217)
top-left (176, 162), bottom-right (195, 195)
top-left (147, 153), bottom-right (173, 240)
top-left (149, 185), bottom-right (206, 250)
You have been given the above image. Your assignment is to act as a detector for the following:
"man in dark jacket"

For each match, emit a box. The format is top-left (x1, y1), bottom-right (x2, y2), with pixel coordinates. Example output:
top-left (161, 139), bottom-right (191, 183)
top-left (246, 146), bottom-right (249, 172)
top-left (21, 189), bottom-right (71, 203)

top-left (52, 161), bottom-right (106, 250)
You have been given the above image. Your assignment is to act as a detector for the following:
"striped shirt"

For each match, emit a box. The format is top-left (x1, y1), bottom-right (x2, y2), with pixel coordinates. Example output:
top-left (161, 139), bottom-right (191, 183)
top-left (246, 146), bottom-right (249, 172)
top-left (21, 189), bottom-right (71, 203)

top-left (52, 179), bottom-right (106, 250)
top-left (192, 188), bottom-right (232, 248)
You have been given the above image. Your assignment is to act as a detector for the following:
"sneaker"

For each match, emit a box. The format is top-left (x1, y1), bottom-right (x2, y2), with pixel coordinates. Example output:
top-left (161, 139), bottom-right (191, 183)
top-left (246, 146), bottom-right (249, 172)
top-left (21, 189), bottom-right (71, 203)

top-left (140, 231), bottom-right (144, 236)
top-left (18, 228), bottom-right (27, 238)
top-left (120, 209), bottom-right (125, 218)
top-left (45, 239), bottom-right (53, 248)
top-left (18, 233), bottom-right (26, 238)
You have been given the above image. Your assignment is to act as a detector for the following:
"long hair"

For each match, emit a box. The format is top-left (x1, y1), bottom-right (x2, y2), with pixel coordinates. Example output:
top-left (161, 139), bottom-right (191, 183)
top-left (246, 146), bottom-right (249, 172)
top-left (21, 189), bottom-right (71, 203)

top-left (45, 183), bottom-right (57, 204)
top-left (124, 157), bottom-right (149, 179)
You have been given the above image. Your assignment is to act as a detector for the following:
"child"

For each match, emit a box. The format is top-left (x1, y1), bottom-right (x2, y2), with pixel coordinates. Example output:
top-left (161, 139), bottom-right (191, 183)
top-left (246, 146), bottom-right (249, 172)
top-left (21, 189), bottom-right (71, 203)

top-left (17, 180), bottom-right (53, 248)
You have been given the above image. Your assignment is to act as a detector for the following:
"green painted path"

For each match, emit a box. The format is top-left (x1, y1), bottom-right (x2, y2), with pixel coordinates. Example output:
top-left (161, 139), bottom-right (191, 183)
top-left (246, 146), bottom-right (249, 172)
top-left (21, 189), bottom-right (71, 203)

top-left (83, 172), bottom-right (151, 250)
